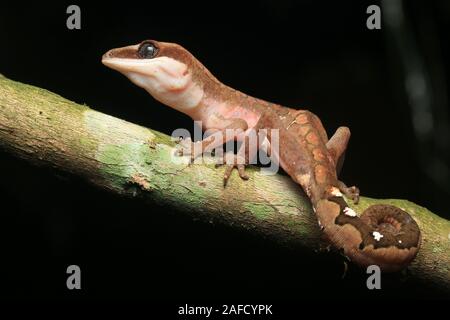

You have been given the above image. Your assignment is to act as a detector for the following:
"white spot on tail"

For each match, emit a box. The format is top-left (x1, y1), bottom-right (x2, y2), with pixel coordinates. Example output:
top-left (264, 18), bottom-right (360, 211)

top-left (398, 240), bottom-right (402, 244)
top-left (343, 207), bottom-right (357, 217)
top-left (372, 231), bottom-right (384, 241)
top-left (330, 187), bottom-right (343, 197)
top-left (318, 219), bottom-right (324, 230)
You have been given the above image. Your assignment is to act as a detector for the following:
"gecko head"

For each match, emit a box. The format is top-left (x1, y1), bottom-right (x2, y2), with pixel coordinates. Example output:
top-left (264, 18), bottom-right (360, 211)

top-left (102, 40), bottom-right (206, 114)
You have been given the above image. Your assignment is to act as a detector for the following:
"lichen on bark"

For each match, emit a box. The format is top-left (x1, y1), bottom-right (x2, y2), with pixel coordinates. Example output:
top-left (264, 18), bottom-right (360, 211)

top-left (0, 74), bottom-right (449, 292)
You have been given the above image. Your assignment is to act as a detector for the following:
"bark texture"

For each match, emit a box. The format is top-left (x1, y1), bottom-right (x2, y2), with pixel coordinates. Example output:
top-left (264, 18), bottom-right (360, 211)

top-left (0, 74), bottom-right (449, 292)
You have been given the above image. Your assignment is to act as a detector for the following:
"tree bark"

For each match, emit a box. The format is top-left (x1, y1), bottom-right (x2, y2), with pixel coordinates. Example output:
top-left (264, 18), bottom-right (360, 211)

top-left (1, 74), bottom-right (449, 292)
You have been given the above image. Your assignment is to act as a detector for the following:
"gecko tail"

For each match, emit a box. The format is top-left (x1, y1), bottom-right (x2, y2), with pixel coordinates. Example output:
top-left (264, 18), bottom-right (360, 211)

top-left (314, 197), bottom-right (421, 272)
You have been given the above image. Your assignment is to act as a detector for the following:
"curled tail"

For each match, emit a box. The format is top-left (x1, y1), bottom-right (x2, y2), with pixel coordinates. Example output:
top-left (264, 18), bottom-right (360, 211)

top-left (257, 108), bottom-right (421, 271)
top-left (314, 196), bottom-right (421, 272)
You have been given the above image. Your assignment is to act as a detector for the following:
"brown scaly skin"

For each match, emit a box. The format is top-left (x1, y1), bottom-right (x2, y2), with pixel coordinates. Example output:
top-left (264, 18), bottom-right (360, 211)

top-left (103, 40), bottom-right (421, 272)
top-left (255, 108), bottom-right (421, 271)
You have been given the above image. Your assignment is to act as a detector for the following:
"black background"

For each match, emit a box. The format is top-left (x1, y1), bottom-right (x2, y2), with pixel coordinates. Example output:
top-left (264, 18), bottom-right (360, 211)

top-left (0, 0), bottom-right (449, 304)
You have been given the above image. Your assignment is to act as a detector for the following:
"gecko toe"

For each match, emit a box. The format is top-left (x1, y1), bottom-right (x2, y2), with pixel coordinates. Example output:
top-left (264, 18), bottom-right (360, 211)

top-left (237, 165), bottom-right (249, 180)
top-left (222, 165), bottom-right (234, 187)
top-left (217, 154), bottom-right (250, 187)
top-left (337, 181), bottom-right (360, 204)
top-left (347, 186), bottom-right (360, 204)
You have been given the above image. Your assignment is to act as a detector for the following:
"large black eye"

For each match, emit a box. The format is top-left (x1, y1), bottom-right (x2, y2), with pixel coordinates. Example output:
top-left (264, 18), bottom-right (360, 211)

top-left (138, 41), bottom-right (158, 59)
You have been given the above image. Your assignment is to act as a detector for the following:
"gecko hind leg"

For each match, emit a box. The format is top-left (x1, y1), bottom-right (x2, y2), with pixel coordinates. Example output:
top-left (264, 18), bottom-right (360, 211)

top-left (326, 126), bottom-right (350, 176)
top-left (327, 126), bottom-right (359, 203)
top-left (337, 180), bottom-right (360, 204)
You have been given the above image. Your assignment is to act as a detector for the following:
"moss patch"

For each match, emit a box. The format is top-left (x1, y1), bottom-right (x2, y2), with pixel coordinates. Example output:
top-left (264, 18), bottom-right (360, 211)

top-left (243, 201), bottom-right (276, 220)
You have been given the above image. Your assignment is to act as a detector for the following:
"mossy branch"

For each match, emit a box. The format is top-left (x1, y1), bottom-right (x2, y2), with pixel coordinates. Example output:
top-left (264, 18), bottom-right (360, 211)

top-left (0, 74), bottom-right (449, 292)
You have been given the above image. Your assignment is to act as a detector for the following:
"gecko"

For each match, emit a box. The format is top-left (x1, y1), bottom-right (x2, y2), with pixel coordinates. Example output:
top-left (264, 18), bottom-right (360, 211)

top-left (102, 40), bottom-right (421, 272)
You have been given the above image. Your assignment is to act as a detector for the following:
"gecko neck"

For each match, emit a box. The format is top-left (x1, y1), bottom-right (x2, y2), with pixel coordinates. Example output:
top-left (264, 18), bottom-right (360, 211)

top-left (187, 75), bottom-right (272, 124)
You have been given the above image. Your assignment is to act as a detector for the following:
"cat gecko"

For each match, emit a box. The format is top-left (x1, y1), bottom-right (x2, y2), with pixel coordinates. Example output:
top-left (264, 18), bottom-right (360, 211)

top-left (102, 40), bottom-right (421, 272)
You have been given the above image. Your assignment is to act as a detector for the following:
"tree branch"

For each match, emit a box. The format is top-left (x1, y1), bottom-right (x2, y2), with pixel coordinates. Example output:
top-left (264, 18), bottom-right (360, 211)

top-left (1, 74), bottom-right (449, 292)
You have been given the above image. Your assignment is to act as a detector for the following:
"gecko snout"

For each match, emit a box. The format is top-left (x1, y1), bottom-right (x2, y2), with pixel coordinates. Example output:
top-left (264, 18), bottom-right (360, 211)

top-left (102, 50), bottom-right (113, 60)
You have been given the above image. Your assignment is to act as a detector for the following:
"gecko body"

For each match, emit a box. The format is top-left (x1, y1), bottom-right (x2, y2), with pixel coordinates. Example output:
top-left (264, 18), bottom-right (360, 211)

top-left (103, 40), bottom-right (421, 271)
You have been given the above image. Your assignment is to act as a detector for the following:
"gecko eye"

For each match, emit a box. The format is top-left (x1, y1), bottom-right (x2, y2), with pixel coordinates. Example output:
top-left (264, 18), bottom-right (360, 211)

top-left (138, 41), bottom-right (158, 59)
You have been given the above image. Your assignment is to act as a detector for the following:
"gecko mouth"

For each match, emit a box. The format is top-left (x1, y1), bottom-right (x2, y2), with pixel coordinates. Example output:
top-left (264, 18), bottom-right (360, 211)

top-left (101, 44), bottom-right (154, 71)
top-left (101, 56), bottom-right (170, 75)
top-left (102, 56), bottom-right (153, 65)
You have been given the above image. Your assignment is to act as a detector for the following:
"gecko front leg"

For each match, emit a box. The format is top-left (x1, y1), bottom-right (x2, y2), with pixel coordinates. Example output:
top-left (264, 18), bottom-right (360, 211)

top-left (175, 113), bottom-right (259, 185)
top-left (176, 114), bottom-right (248, 163)
top-left (216, 108), bottom-right (279, 187)
top-left (216, 134), bottom-right (256, 186)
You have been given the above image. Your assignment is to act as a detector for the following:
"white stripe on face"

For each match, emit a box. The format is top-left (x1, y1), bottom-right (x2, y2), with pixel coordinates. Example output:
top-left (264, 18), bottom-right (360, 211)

top-left (103, 55), bottom-right (203, 113)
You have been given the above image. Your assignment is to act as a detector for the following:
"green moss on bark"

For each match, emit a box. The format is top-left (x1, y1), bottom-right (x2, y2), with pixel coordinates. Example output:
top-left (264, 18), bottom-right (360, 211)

top-left (1, 74), bottom-right (449, 292)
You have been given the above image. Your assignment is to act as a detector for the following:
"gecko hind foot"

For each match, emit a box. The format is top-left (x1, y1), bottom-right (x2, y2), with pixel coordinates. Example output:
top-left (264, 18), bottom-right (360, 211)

top-left (337, 181), bottom-right (360, 204)
top-left (215, 154), bottom-right (249, 186)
